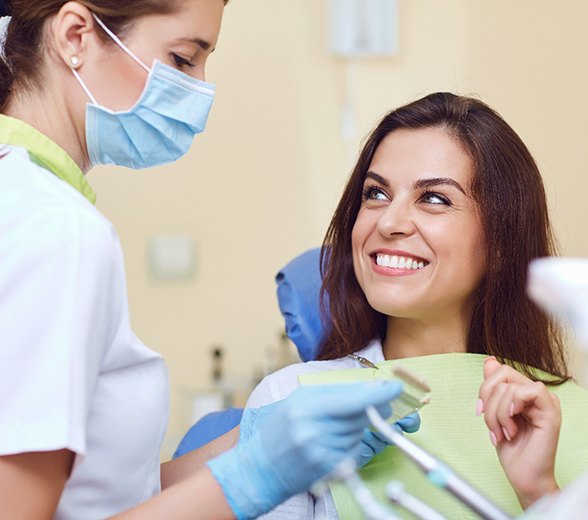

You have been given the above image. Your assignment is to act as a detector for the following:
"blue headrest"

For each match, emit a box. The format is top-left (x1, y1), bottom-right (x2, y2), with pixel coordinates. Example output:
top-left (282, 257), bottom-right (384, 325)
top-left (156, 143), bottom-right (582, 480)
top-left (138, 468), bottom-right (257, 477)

top-left (275, 248), bottom-right (329, 361)
top-left (173, 407), bottom-right (244, 458)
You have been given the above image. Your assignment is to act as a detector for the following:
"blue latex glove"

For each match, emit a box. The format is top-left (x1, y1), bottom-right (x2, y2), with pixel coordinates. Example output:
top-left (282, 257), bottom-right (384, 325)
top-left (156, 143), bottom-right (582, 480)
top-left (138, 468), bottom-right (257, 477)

top-left (357, 412), bottom-right (421, 467)
top-left (207, 382), bottom-right (404, 519)
top-left (240, 404), bottom-right (421, 469)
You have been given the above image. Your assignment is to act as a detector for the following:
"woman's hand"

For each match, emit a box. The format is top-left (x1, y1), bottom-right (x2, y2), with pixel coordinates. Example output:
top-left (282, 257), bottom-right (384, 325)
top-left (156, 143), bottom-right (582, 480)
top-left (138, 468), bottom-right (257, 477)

top-left (478, 357), bottom-right (561, 509)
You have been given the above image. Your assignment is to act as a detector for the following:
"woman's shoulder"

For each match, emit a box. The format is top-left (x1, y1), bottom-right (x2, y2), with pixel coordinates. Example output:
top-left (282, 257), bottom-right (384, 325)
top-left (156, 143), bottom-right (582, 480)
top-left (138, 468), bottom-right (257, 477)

top-left (0, 144), bottom-right (110, 228)
top-left (1, 146), bottom-right (117, 252)
top-left (245, 339), bottom-right (384, 408)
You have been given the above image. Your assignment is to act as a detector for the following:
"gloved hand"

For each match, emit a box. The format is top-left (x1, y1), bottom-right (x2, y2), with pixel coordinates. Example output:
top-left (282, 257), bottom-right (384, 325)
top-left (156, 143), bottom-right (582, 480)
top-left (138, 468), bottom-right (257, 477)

top-left (207, 382), bottom-right (405, 519)
top-left (239, 401), bottom-right (421, 469)
top-left (357, 412), bottom-right (421, 467)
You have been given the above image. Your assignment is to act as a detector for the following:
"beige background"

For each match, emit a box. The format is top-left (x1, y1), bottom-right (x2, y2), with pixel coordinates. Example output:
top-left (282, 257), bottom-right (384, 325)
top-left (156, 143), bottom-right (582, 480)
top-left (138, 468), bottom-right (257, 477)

top-left (87, 0), bottom-right (588, 453)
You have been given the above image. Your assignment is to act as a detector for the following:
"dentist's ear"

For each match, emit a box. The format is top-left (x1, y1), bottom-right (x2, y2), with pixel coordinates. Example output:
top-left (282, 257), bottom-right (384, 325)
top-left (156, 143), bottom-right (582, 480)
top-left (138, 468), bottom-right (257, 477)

top-left (49, 1), bottom-right (99, 70)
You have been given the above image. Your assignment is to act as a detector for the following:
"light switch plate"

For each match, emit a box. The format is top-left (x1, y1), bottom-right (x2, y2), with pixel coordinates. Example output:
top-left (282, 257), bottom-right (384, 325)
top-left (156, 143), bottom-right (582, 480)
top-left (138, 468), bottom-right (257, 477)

top-left (329, 0), bottom-right (398, 57)
top-left (148, 235), bottom-right (195, 280)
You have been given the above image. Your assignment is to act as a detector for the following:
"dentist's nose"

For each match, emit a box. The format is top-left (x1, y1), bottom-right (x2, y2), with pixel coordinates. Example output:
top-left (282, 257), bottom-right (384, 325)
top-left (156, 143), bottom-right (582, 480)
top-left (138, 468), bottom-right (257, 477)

top-left (377, 199), bottom-right (416, 237)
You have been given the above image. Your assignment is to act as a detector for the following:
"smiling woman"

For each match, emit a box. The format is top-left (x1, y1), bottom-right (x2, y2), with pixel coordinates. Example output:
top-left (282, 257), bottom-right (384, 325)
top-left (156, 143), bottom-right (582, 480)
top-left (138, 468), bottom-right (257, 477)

top-left (244, 92), bottom-right (588, 520)
top-left (351, 127), bottom-right (487, 344)
top-left (320, 92), bottom-right (566, 380)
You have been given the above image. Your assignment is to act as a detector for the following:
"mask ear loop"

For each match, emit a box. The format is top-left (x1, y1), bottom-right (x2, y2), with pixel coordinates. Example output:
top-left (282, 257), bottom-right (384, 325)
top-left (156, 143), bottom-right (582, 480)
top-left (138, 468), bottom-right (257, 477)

top-left (91, 14), bottom-right (150, 74)
top-left (71, 14), bottom-right (152, 106)
top-left (71, 67), bottom-right (99, 105)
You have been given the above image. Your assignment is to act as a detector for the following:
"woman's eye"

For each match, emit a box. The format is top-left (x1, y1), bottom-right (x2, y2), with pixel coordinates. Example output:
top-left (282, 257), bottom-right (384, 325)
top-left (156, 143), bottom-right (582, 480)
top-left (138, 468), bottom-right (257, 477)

top-left (172, 53), bottom-right (195, 69)
top-left (421, 191), bottom-right (451, 206)
top-left (363, 186), bottom-right (389, 202)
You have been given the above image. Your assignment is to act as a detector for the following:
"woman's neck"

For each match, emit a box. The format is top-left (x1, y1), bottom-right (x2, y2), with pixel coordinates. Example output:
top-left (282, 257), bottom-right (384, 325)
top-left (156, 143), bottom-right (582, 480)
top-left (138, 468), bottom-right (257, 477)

top-left (383, 313), bottom-right (470, 360)
top-left (5, 87), bottom-right (88, 172)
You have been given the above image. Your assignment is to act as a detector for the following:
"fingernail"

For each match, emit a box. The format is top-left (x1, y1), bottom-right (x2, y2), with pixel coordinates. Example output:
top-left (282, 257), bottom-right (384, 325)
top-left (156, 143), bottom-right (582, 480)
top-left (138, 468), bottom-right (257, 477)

top-left (502, 427), bottom-right (511, 442)
top-left (476, 399), bottom-right (484, 416)
top-left (484, 356), bottom-right (497, 363)
top-left (489, 430), bottom-right (497, 447)
top-left (509, 403), bottom-right (514, 417)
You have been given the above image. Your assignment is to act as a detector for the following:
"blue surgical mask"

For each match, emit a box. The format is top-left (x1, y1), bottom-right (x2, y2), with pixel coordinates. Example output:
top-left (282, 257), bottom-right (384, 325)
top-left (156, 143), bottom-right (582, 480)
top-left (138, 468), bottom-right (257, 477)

top-left (72, 15), bottom-right (215, 169)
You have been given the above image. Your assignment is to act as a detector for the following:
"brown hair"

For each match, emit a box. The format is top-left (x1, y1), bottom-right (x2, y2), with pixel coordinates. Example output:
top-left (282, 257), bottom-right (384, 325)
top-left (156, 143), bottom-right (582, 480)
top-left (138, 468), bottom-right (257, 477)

top-left (0, 0), bottom-right (226, 112)
top-left (319, 92), bottom-right (569, 383)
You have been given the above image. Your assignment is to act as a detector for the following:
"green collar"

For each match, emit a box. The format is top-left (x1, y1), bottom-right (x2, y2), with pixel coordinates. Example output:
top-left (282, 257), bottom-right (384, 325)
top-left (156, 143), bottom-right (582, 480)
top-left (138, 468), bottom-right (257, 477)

top-left (0, 114), bottom-right (96, 204)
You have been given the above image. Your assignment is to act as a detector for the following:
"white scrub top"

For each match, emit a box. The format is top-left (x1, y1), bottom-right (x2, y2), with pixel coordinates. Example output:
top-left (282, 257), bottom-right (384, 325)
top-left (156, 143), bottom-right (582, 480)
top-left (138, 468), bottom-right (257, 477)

top-left (0, 115), bottom-right (169, 519)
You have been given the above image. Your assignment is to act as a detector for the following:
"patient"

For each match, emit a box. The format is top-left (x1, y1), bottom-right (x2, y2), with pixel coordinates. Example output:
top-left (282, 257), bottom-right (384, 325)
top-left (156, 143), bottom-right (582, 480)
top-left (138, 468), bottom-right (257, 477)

top-left (247, 92), bottom-right (588, 518)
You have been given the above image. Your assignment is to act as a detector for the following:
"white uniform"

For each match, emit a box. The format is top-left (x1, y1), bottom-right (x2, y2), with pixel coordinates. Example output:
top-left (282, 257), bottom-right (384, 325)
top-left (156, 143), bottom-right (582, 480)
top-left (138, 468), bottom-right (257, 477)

top-left (0, 116), bottom-right (169, 519)
top-left (246, 340), bottom-right (385, 519)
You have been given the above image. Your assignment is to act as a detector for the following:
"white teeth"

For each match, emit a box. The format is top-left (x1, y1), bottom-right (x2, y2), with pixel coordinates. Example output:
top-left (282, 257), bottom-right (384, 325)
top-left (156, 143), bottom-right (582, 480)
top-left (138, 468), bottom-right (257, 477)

top-left (375, 254), bottom-right (427, 270)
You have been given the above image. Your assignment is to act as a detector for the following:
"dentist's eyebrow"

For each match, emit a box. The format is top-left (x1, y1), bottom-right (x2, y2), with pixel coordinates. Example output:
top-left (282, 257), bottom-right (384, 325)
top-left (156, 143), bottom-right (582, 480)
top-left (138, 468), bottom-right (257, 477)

top-left (365, 171), bottom-right (389, 187)
top-left (177, 37), bottom-right (215, 52)
top-left (414, 177), bottom-right (466, 195)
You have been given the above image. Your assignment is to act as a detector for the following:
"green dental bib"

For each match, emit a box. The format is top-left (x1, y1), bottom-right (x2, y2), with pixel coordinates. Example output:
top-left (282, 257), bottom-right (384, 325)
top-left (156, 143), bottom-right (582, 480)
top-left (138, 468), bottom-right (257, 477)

top-left (299, 353), bottom-right (588, 519)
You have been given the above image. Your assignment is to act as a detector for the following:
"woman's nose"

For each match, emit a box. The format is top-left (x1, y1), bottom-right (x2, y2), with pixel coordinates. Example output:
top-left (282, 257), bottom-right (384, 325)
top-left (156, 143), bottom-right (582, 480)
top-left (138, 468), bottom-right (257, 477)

top-left (377, 200), bottom-right (416, 237)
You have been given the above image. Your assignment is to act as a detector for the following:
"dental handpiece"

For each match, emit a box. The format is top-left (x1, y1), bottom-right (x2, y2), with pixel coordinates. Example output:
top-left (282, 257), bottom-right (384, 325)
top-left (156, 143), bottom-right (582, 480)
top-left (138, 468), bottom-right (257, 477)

top-left (366, 406), bottom-right (511, 520)
top-left (331, 460), bottom-right (401, 520)
top-left (386, 481), bottom-right (448, 520)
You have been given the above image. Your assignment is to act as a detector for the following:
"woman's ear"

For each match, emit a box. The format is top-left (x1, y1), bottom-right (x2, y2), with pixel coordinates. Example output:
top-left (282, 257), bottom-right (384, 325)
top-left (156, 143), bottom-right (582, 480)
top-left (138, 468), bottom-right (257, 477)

top-left (49, 1), bottom-right (99, 70)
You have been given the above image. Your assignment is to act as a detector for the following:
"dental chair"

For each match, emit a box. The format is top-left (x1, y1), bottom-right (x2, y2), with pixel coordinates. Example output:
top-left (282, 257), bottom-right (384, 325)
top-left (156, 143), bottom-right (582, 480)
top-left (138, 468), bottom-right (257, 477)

top-left (174, 247), bottom-right (325, 457)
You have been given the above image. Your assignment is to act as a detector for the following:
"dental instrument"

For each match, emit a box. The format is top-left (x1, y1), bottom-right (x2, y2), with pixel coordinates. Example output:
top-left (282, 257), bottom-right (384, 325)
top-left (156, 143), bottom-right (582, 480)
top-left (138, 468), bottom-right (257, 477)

top-left (527, 257), bottom-right (588, 349)
top-left (366, 406), bottom-right (511, 520)
top-left (386, 365), bottom-right (431, 423)
top-left (386, 481), bottom-right (448, 520)
top-left (349, 353), bottom-right (380, 369)
top-left (331, 459), bottom-right (401, 520)
top-left (348, 357), bottom-right (431, 422)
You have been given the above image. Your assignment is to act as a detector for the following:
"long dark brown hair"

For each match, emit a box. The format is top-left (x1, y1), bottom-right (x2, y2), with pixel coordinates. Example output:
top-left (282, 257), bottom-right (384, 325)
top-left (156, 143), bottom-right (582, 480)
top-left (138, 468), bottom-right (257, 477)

top-left (319, 92), bottom-right (568, 383)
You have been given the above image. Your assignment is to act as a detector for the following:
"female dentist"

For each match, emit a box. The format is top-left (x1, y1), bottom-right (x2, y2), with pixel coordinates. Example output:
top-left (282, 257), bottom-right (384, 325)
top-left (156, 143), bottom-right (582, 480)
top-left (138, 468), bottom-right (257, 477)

top-left (0, 1), bottom-right (408, 519)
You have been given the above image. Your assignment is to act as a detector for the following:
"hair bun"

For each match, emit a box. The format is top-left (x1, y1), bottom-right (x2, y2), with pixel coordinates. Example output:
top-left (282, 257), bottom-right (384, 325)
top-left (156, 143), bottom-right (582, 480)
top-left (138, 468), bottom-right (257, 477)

top-left (0, 1), bottom-right (11, 17)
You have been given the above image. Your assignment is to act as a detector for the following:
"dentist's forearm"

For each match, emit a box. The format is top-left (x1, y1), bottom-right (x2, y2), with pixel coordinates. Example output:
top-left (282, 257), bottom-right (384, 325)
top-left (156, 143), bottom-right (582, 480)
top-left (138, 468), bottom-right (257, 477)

top-left (113, 467), bottom-right (236, 520)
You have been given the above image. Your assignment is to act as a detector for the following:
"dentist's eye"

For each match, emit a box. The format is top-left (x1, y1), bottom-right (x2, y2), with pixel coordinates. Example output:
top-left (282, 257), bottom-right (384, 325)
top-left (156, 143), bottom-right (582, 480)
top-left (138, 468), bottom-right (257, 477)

top-left (420, 190), bottom-right (451, 206)
top-left (172, 53), bottom-right (195, 69)
top-left (362, 185), bottom-right (389, 202)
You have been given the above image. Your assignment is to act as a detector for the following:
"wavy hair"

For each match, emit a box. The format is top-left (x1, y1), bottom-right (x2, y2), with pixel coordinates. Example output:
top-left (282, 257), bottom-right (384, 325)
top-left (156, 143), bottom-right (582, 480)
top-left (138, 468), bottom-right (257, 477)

top-left (319, 92), bottom-right (568, 383)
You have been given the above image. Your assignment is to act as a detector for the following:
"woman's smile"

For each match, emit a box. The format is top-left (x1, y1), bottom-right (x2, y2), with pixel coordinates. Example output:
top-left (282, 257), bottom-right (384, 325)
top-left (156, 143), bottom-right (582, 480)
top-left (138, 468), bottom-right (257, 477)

top-left (371, 249), bottom-right (429, 276)
top-left (352, 126), bottom-right (486, 320)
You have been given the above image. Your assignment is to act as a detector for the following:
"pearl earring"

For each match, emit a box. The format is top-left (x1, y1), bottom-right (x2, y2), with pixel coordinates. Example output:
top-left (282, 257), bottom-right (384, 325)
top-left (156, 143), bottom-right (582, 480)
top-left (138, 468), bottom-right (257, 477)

top-left (70, 56), bottom-right (80, 67)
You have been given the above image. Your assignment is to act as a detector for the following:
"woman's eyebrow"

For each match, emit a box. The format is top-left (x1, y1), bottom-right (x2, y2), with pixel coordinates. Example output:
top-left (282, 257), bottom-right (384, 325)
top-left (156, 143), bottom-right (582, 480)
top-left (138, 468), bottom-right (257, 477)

top-left (414, 177), bottom-right (466, 194)
top-left (365, 171), bottom-right (389, 187)
top-left (176, 37), bottom-right (215, 52)
top-left (365, 172), bottom-right (466, 195)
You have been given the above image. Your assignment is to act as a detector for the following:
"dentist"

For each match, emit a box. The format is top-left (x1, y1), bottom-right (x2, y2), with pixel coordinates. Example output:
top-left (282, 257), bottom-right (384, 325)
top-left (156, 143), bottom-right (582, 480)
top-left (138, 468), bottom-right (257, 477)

top-left (0, 1), bottom-right (409, 519)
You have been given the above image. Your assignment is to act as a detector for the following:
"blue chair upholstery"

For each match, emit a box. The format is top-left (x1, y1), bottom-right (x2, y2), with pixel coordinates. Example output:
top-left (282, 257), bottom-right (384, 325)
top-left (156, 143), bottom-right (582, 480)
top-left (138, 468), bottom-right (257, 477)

top-left (275, 247), bottom-right (327, 361)
top-left (173, 407), bottom-right (244, 457)
top-left (173, 248), bottom-right (326, 456)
